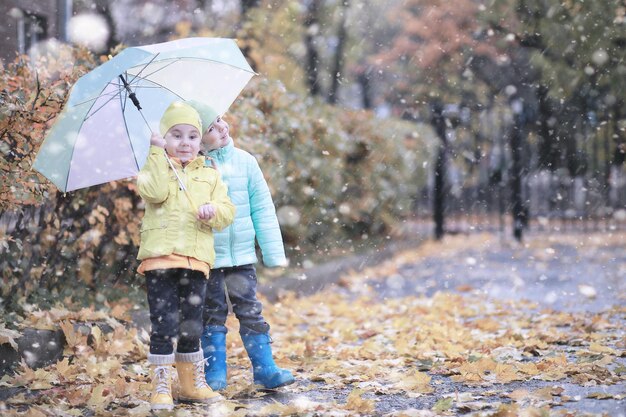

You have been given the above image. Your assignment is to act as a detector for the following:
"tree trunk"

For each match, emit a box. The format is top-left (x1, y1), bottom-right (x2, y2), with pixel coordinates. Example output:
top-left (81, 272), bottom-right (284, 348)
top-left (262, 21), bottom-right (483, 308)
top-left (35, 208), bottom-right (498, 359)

top-left (537, 85), bottom-right (559, 171)
top-left (328, 1), bottom-right (348, 104)
top-left (613, 100), bottom-right (625, 167)
top-left (94, 0), bottom-right (118, 53)
top-left (430, 102), bottom-right (447, 240)
top-left (236, 0), bottom-right (261, 71)
top-left (510, 108), bottom-right (527, 241)
top-left (604, 116), bottom-right (612, 202)
top-left (241, 0), bottom-right (260, 16)
top-left (304, 0), bottom-right (323, 96)
top-left (194, 0), bottom-right (210, 9)
top-left (357, 68), bottom-right (373, 109)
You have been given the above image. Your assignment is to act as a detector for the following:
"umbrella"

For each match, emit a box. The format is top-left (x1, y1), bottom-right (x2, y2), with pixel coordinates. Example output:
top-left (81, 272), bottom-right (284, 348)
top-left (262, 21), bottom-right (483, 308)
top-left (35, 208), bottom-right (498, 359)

top-left (33, 37), bottom-right (255, 192)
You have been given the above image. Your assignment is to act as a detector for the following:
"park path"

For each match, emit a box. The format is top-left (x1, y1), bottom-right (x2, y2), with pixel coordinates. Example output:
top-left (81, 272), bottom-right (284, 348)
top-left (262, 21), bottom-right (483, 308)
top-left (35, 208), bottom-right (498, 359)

top-left (242, 231), bottom-right (626, 416)
top-left (2, 231), bottom-right (625, 416)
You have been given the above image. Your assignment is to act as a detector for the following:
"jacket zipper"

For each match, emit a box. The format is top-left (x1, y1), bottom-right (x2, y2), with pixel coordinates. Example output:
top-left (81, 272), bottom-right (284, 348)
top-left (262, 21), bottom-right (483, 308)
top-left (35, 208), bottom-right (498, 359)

top-left (217, 148), bottom-right (236, 265)
top-left (180, 165), bottom-right (187, 256)
top-left (229, 226), bottom-right (235, 265)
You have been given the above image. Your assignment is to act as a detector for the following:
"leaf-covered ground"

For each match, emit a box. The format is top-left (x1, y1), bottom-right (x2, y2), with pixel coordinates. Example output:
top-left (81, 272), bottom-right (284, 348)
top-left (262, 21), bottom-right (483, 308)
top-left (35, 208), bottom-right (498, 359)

top-left (1, 232), bottom-right (625, 416)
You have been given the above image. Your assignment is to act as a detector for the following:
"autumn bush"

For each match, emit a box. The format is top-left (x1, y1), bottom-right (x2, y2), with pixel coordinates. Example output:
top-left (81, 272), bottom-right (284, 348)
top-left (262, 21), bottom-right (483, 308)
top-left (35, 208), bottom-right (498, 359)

top-left (0, 48), bottom-right (431, 313)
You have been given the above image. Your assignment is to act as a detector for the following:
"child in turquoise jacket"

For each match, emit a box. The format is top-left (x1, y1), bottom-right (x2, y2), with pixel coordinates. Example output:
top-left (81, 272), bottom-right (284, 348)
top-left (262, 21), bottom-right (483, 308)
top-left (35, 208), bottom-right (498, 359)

top-left (189, 100), bottom-right (294, 390)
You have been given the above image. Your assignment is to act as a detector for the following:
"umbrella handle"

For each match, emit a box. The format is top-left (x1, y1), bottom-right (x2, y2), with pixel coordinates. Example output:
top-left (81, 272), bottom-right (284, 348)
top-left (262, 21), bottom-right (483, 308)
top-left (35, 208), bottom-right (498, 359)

top-left (164, 153), bottom-right (199, 213)
top-left (118, 74), bottom-right (142, 110)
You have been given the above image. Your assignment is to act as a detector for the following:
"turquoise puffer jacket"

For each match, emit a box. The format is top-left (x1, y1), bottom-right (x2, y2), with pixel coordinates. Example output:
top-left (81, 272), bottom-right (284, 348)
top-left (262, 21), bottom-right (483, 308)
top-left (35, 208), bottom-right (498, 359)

top-left (206, 139), bottom-right (287, 268)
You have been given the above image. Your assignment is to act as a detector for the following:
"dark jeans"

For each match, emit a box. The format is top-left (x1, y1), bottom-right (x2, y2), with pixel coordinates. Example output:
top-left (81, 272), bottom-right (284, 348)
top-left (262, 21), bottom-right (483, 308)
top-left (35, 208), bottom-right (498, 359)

top-left (145, 268), bottom-right (207, 355)
top-left (203, 264), bottom-right (270, 335)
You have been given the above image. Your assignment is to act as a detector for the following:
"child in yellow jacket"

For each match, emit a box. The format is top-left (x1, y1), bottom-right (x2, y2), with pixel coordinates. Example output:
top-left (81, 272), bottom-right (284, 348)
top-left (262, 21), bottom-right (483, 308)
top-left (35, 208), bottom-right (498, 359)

top-left (136, 101), bottom-right (235, 411)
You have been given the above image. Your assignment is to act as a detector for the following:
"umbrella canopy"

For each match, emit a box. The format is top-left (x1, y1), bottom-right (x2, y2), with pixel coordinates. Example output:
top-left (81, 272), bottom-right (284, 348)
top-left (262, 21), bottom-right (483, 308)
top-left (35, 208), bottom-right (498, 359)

top-left (33, 37), bottom-right (255, 192)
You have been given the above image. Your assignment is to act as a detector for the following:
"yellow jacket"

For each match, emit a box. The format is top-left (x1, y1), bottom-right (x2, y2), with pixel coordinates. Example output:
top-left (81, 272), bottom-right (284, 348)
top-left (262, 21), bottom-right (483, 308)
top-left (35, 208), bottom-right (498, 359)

top-left (136, 146), bottom-right (235, 267)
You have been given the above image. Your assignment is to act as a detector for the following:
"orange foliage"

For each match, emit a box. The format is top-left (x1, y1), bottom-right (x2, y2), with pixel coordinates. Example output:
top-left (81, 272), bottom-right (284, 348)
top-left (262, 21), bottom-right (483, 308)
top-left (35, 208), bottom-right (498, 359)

top-left (374, 0), bottom-right (500, 102)
top-left (0, 51), bottom-right (145, 308)
top-left (1, 44), bottom-right (429, 310)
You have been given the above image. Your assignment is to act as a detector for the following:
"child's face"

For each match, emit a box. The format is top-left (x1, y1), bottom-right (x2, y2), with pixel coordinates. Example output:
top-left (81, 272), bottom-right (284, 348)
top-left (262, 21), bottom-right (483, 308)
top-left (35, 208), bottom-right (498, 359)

top-left (164, 124), bottom-right (201, 162)
top-left (201, 116), bottom-right (230, 151)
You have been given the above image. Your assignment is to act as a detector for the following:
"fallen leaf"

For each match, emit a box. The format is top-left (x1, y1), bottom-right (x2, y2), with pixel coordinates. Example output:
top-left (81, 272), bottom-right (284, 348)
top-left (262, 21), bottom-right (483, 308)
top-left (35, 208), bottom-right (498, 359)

top-left (59, 321), bottom-right (86, 349)
top-left (0, 324), bottom-right (21, 350)
top-left (431, 397), bottom-right (453, 412)
top-left (394, 371), bottom-right (434, 394)
top-left (588, 342), bottom-right (617, 355)
top-left (586, 392), bottom-right (616, 400)
top-left (508, 389), bottom-right (530, 402)
top-left (345, 388), bottom-right (376, 413)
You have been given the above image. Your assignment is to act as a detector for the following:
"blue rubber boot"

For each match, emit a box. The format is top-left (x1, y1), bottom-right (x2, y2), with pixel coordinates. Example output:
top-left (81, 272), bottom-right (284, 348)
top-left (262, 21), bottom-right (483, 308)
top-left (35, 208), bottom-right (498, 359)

top-left (241, 332), bottom-right (295, 389)
top-left (200, 325), bottom-right (227, 391)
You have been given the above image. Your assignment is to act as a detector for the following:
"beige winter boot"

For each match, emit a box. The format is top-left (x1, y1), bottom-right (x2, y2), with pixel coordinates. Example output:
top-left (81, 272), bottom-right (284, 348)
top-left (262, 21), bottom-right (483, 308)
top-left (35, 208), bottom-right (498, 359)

top-left (147, 353), bottom-right (175, 411)
top-left (175, 350), bottom-right (222, 404)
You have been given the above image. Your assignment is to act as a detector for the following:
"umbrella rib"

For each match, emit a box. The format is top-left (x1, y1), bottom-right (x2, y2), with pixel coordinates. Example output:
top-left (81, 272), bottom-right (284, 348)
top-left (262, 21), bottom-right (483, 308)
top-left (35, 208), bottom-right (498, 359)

top-left (128, 56), bottom-right (256, 84)
top-left (127, 73), bottom-right (185, 100)
top-left (119, 55), bottom-right (257, 107)
top-left (73, 72), bottom-right (182, 122)
top-left (192, 57), bottom-right (257, 74)
top-left (61, 77), bottom-right (127, 191)
top-left (126, 53), bottom-right (160, 86)
top-left (124, 85), bottom-right (167, 89)
top-left (129, 58), bottom-right (182, 80)
top-left (124, 56), bottom-right (254, 101)
top-left (73, 55), bottom-right (255, 110)
top-left (119, 73), bottom-right (157, 169)
top-left (71, 86), bottom-right (122, 108)
top-left (117, 85), bottom-right (144, 172)
top-left (83, 83), bottom-right (126, 121)
top-left (163, 56), bottom-right (257, 74)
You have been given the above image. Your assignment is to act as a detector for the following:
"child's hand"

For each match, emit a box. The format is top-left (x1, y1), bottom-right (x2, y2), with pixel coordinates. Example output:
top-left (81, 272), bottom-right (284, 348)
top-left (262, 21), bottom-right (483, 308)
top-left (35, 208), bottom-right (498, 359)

top-left (150, 132), bottom-right (166, 148)
top-left (198, 203), bottom-right (216, 220)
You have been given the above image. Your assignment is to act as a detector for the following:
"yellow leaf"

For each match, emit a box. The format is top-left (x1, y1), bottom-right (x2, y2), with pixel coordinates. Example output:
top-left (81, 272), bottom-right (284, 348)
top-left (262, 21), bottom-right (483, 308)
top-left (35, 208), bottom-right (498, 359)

top-left (495, 363), bottom-right (521, 383)
top-left (516, 362), bottom-right (540, 376)
top-left (395, 371), bottom-right (434, 393)
top-left (587, 392), bottom-right (615, 399)
top-left (65, 387), bottom-right (90, 406)
top-left (345, 388), bottom-right (376, 413)
top-left (473, 317), bottom-right (501, 332)
top-left (23, 406), bottom-right (48, 417)
top-left (126, 403), bottom-right (152, 416)
top-left (26, 368), bottom-right (57, 390)
top-left (59, 321), bottom-right (85, 349)
top-left (432, 397), bottom-right (453, 412)
top-left (109, 303), bottom-right (130, 321)
top-left (589, 342), bottom-right (617, 355)
top-left (90, 325), bottom-right (103, 351)
top-left (0, 324), bottom-right (21, 350)
top-left (258, 400), bottom-right (300, 415)
top-left (530, 387), bottom-right (554, 401)
top-left (55, 357), bottom-right (73, 379)
top-left (508, 389), bottom-right (530, 402)
top-left (87, 384), bottom-right (110, 408)
top-left (490, 403), bottom-right (520, 417)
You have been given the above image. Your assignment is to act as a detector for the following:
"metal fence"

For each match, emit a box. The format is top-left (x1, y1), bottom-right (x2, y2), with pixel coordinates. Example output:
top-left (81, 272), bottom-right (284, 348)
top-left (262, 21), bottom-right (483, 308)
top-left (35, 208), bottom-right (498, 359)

top-left (412, 166), bottom-right (626, 236)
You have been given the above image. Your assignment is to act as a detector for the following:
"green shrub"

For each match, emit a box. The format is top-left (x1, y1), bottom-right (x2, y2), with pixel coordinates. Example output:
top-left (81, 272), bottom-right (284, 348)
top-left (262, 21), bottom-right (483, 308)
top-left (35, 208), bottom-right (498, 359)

top-left (0, 50), bottom-right (432, 312)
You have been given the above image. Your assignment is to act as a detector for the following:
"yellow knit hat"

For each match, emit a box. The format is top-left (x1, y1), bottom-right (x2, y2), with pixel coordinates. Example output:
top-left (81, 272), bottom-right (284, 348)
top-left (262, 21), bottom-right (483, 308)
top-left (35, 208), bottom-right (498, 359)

top-left (159, 101), bottom-right (203, 136)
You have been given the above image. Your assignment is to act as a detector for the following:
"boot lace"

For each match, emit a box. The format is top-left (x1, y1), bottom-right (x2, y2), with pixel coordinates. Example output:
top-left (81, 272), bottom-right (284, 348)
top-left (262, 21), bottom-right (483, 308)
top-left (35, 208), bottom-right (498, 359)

top-left (194, 359), bottom-right (210, 389)
top-left (154, 366), bottom-right (171, 394)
